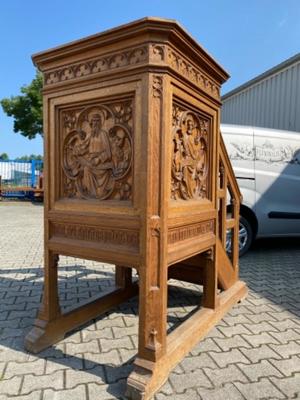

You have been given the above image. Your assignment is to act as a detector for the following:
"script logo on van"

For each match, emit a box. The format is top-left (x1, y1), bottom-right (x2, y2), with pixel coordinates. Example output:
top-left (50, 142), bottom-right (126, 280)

top-left (230, 141), bottom-right (300, 164)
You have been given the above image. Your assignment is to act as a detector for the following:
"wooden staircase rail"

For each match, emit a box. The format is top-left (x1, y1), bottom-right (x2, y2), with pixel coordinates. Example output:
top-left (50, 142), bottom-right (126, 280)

top-left (217, 132), bottom-right (242, 284)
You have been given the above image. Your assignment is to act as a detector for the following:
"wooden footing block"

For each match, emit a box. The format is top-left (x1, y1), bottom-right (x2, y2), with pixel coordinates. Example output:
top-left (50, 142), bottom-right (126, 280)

top-left (126, 280), bottom-right (248, 400)
top-left (24, 283), bottom-right (138, 353)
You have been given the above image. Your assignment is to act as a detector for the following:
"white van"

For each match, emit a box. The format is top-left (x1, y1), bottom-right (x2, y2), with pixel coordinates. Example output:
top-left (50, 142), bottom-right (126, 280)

top-left (221, 124), bottom-right (300, 255)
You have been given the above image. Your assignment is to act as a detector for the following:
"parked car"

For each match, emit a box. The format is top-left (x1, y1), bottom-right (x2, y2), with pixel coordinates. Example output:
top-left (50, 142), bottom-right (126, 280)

top-left (221, 124), bottom-right (300, 255)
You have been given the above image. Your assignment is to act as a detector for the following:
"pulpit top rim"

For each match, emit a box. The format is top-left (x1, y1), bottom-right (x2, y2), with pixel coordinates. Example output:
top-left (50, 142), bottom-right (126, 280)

top-left (32, 16), bottom-right (229, 84)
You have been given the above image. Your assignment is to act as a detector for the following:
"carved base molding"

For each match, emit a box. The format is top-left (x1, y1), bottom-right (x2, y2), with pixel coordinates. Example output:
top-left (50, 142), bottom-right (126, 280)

top-left (168, 220), bottom-right (214, 244)
top-left (51, 222), bottom-right (139, 249)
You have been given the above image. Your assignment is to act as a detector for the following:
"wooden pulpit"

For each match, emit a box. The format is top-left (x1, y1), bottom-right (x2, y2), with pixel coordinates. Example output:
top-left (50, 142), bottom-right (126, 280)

top-left (25, 18), bottom-right (248, 400)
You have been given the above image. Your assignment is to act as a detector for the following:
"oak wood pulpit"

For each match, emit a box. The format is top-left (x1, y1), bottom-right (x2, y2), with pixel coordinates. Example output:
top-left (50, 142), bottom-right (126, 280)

top-left (25, 18), bottom-right (248, 399)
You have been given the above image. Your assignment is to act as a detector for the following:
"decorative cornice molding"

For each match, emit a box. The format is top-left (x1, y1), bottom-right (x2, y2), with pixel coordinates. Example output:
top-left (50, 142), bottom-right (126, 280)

top-left (43, 42), bottom-right (220, 99)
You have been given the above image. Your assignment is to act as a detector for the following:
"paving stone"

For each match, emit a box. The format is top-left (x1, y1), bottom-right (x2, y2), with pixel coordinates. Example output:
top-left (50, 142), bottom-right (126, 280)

top-left (242, 332), bottom-right (280, 347)
top-left (5, 358), bottom-right (45, 379)
top-left (62, 331), bottom-right (82, 344)
top-left (246, 304), bottom-right (277, 314)
top-left (238, 359), bottom-right (284, 381)
top-left (204, 364), bottom-right (248, 386)
top-left (269, 319), bottom-right (300, 331)
top-left (0, 347), bottom-right (28, 363)
top-left (45, 356), bottom-right (83, 374)
top-left (180, 353), bottom-right (217, 372)
top-left (214, 335), bottom-right (252, 351)
top-left (169, 368), bottom-right (212, 392)
top-left (22, 371), bottom-right (64, 394)
top-left (36, 344), bottom-right (65, 359)
top-left (209, 349), bottom-right (250, 368)
top-left (88, 380), bottom-right (127, 400)
top-left (95, 316), bottom-right (126, 330)
top-left (190, 338), bottom-right (222, 355)
top-left (156, 389), bottom-right (200, 400)
top-left (100, 336), bottom-right (134, 352)
top-left (84, 350), bottom-right (121, 368)
top-left (242, 321), bottom-right (278, 335)
top-left (269, 328), bottom-right (300, 343)
top-left (221, 314), bottom-right (252, 326)
top-left (269, 310), bottom-right (298, 321)
top-left (205, 327), bottom-right (226, 339)
top-left (82, 327), bottom-right (113, 341)
top-left (43, 384), bottom-right (87, 400)
top-left (65, 366), bottom-right (105, 388)
top-left (66, 339), bottom-right (99, 355)
top-left (270, 374), bottom-right (300, 398)
top-left (7, 391), bottom-right (42, 400)
top-left (197, 383), bottom-right (245, 400)
top-left (240, 344), bottom-right (281, 363)
top-left (269, 355), bottom-right (300, 377)
top-left (112, 325), bottom-right (138, 339)
top-left (217, 324), bottom-right (252, 338)
top-left (104, 363), bottom-right (133, 384)
top-left (270, 341), bottom-right (300, 358)
top-left (234, 378), bottom-right (286, 399)
top-left (0, 376), bottom-right (22, 396)
top-left (118, 349), bottom-right (137, 364)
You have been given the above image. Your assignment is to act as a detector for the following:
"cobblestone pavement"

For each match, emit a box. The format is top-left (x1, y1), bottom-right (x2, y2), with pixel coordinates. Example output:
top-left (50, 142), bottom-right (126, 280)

top-left (0, 202), bottom-right (299, 400)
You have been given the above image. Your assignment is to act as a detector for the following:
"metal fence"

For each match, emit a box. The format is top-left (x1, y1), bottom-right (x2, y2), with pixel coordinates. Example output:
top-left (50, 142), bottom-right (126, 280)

top-left (0, 160), bottom-right (43, 199)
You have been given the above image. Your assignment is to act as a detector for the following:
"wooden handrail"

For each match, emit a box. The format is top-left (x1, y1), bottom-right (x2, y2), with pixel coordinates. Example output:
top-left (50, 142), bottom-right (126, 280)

top-left (217, 131), bottom-right (241, 281)
top-left (219, 133), bottom-right (242, 202)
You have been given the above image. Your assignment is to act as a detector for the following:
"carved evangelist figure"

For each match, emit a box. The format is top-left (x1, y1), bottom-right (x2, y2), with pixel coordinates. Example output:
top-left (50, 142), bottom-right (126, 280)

top-left (62, 102), bottom-right (132, 200)
top-left (171, 106), bottom-right (209, 200)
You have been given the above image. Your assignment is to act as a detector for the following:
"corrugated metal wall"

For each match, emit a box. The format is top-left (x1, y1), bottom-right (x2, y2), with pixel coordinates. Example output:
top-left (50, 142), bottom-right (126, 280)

top-left (221, 61), bottom-right (300, 132)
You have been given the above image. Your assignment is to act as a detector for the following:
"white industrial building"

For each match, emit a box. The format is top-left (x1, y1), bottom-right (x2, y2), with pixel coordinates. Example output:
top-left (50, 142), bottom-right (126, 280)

top-left (221, 53), bottom-right (300, 133)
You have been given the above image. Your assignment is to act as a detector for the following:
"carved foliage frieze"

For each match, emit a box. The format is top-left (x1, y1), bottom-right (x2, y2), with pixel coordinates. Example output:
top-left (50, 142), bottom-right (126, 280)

top-left (52, 223), bottom-right (139, 248)
top-left (61, 100), bottom-right (133, 201)
top-left (171, 103), bottom-right (210, 200)
top-left (44, 46), bottom-right (148, 85)
top-left (168, 220), bottom-right (214, 244)
top-left (167, 48), bottom-right (220, 99)
top-left (43, 42), bottom-right (219, 99)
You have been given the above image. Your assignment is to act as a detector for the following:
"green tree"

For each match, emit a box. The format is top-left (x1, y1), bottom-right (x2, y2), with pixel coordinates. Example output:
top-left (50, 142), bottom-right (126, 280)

top-left (0, 152), bottom-right (9, 160)
top-left (1, 71), bottom-right (43, 139)
top-left (15, 154), bottom-right (43, 161)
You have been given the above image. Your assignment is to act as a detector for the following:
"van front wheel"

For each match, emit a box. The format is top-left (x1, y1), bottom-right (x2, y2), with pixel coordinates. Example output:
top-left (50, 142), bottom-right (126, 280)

top-left (226, 215), bottom-right (253, 256)
top-left (239, 216), bottom-right (253, 256)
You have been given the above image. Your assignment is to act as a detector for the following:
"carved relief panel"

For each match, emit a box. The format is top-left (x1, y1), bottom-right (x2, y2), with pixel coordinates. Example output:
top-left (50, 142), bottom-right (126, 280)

top-left (60, 99), bottom-right (133, 201)
top-left (171, 103), bottom-right (210, 200)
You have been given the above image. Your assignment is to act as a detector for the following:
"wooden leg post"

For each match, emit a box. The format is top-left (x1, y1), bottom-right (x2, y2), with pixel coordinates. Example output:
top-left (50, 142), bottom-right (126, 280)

top-left (202, 247), bottom-right (219, 309)
top-left (126, 253), bottom-right (168, 400)
top-left (115, 265), bottom-right (133, 289)
top-left (25, 250), bottom-right (62, 353)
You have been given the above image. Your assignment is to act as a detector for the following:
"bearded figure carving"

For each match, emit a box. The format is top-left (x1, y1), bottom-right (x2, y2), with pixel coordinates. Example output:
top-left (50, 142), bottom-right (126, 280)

top-left (171, 107), bottom-right (209, 200)
top-left (62, 102), bottom-right (132, 200)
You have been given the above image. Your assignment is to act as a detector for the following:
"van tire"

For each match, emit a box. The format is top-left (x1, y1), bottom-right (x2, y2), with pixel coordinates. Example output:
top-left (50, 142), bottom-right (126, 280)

top-left (239, 215), bottom-right (253, 256)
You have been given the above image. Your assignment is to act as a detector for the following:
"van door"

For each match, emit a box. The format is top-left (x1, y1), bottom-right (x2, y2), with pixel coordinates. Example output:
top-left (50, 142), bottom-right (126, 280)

top-left (254, 129), bottom-right (300, 236)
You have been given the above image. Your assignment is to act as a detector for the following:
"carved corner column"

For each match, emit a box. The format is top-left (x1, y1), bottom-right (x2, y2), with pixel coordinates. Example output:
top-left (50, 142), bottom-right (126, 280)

top-left (127, 74), bottom-right (168, 399)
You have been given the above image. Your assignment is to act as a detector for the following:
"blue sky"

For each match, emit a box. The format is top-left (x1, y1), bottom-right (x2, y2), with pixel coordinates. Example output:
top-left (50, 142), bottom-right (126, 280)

top-left (1, 0), bottom-right (300, 158)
